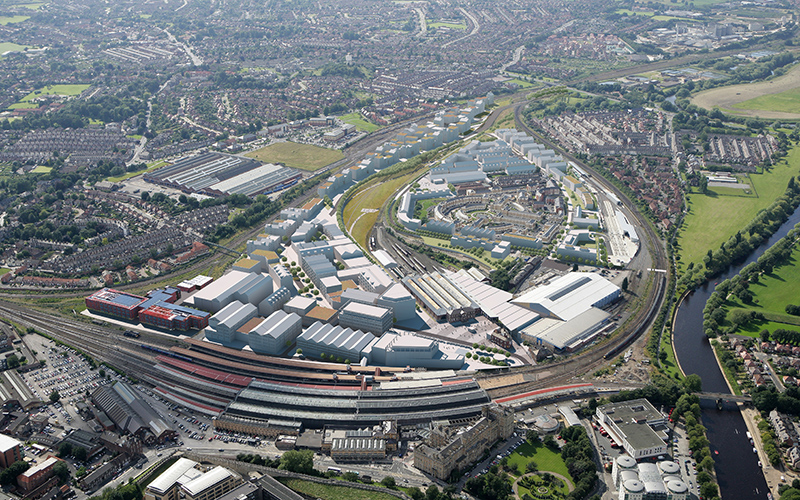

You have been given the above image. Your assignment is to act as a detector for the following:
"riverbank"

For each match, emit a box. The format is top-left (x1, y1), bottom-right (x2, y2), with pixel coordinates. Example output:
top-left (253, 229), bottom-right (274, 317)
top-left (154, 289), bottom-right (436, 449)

top-left (740, 406), bottom-right (797, 498)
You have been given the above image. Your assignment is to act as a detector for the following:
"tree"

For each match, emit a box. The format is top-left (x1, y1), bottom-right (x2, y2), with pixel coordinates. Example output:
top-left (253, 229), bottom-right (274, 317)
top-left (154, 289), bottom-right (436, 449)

top-left (140, 191), bottom-right (150, 201)
top-left (526, 460), bottom-right (539, 473)
top-left (49, 390), bottom-right (61, 403)
top-left (6, 354), bottom-right (19, 369)
top-left (278, 450), bottom-right (314, 475)
top-left (73, 446), bottom-right (88, 461)
top-left (683, 374), bottom-right (702, 393)
top-left (53, 460), bottom-right (70, 484)
top-left (381, 476), bottom-right (397, 489)
top-left (621, 277), bottom-right (628, 292)
top-left (0, 461), bottom-right (29, 485)
top-left (58, 441), bottom-right (73, 457)
top-left (543, 435), bottom-right (558, 449)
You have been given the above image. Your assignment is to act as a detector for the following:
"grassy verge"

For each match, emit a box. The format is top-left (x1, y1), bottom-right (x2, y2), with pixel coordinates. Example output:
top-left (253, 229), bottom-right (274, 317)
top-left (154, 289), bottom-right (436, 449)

top-left (421, 236), bottom-right (504, 269)
top-left (279, 479), bottom-right (399, 500)
top-left (676, 148), bottom-right (800, 271)
top-left (245, 142), bottom-right (344, 171)
top-left (711, 341), bottom-right (743, 395)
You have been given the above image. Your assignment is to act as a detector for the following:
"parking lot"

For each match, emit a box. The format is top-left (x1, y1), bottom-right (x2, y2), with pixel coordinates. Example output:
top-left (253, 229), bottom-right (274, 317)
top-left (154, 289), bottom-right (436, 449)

top-left (20, 341), bottom-right (110, 428)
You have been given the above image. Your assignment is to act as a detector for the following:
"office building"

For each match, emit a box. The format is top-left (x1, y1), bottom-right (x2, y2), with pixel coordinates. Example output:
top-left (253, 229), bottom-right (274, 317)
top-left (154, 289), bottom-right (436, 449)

top-left (596, 399), bottom-right (668, 460)
top-left (338, 302), bottom-right (393, 335)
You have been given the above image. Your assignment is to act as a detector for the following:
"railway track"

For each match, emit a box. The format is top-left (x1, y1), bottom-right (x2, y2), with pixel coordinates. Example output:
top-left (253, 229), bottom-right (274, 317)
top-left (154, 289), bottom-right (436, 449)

top-left (470, 103), bottom-right (670, 398)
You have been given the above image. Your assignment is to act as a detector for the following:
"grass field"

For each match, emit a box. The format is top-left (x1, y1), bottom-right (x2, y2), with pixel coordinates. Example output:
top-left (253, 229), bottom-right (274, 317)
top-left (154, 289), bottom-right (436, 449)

top-left (507, 78), bottom-right (534, 88)
top-left (8, 102), bottom-right (38, 109)
top-left (421, 236), bottom-right (504, 269)
top-left (343, 170), bottom-right (423, 248)
top-left (427, 21), bottom-right (466, 29)
top-left (516, 474), bottom-right (570, 498)
top-left (341, 112), bottom-right (383, 133)
top-left (506, 442), bottom-right (573, 488)
top-left (14, 3), bottom-right (44, 9)
top-left (19, 84), bottom-right (90, 101)
top-left (30, 166), bottom-right (52, 174)
top-left (107, 160), bottom-right (168, 182)
top-left (692, 64), bottom-right (800, 120)
top-left (675, 147), bottom-right (800, 270)
top-left (245, 142), bottom-right (343, 171)
top-left (0, 42), bottom-right (28, 54)
top-left (722, 243), bottom-right (800, 337)
top-left (0, 15), bottom-right (29, 24)
top-left (734, 86), bottom-right (800, 114)
top-left (279, 479), bottom-right (398, 500)
top-left (0, 268), bottom-right (10, 276)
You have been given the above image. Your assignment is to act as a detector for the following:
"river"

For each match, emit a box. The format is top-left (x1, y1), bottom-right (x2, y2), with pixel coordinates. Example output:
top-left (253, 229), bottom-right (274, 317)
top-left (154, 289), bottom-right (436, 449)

top-left (673, 206), bottom-right (800, 499)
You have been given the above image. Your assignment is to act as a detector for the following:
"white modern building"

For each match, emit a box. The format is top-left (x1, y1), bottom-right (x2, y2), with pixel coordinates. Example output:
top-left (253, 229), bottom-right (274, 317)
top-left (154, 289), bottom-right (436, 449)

top-left (206, 301), bottom-right (258, 340)
top-left (193, 271), bottom-right (273, 313)
top-left (296, 322), bottom-right (377, 363)
top-left (376, 283), bottom-right (417, 321)
top-left (597, 399), bottom-right (669, 460)
top-left (338, 302), bottom-right (393, 335)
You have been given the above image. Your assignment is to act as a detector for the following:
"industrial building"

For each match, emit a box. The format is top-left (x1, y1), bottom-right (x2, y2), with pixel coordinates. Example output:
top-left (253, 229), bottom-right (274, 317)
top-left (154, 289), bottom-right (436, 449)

top-left (514, 272), bottom-right (620, 350)
top-left (18, 456), bottom-right (60, 492)
top-left (376, 283), bottom-right (417, 321)
top-left (206, 302), bottom-right (259, 341)
top-left (296, 322), bottom-right (376, 363)
top-left (85, 288), bottom-right (209, 331)
top-left (402, 271), bottom-right (480, 322)
top-left (91, 381), bottom-right (175, 444)
top-left (369, 332), bottom-right (465, 369)
top-left (612, 456), bottom-right (689, 500)
top-left (235, 310), bottom-right (303, 356)
top-left (338, 302), bottom-right (393, 335)
top-left (144, 152), bottom-right (300, 197)
top-left (596, 399), bottom-right (668, 460)
top-left (192, 271), bottom-right (273, 313)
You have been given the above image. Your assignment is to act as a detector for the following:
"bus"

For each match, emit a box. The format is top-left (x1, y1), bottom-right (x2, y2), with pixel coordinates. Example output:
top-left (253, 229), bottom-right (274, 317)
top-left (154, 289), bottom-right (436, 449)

top-left (327, 467), bottom-right (342, 475)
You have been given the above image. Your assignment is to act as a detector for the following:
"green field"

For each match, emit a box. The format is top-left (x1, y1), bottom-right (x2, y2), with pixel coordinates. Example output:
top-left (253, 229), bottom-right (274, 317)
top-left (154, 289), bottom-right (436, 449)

top-left (106, 160), bottom-right (168, 182)
top-left (734, 87), bottom-right (800, 114)
top-left (0, 268), bottom-right (11, 276)
top-left (279, 479), bottom-right (399, 500)
top-left (0, 42), bottom-right (28, 54)
top-left (516, 474), bottom-right (570, 498)
top-left (245, 142), bottom-right (343, 171)
top-left (506, 442), bottom-right (574, 488)
top-left (19, 84), bottom-right (90, 102)
top-left (421, 236), bottom-right (505, 268)
top-left (341, 112), bottom-right (382, 133)
top-left (507, 78), bottom-right (534, 88)
top-left (14, 3), bottom-right (45, 9)
top-left (30, 166), bottom-right (52, 174)
top-left (722, 243), bottom-right (800, 337)
top-left (8, 102), bottom-right (38, 109)
top-left (428, 21), bottom-right (467, 29)
top-left (676, 148), bottom-right (800, 270)
top-left (343, 170), bottom-right (423, 248)
top-left (0, 15), bottom-right (29, 24)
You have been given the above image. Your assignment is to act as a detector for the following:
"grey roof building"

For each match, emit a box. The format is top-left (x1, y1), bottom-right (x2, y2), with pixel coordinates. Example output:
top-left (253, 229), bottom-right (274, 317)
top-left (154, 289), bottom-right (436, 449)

top-left (296, 321), bottom-right (377, 363)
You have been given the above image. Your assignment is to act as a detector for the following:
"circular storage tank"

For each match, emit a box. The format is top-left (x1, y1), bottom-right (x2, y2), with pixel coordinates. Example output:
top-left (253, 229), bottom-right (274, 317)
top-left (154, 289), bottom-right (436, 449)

top-left (658, 461), bottom-right (680, 475)
top-left (623, 480), bottom-right (644, 493)
top-left (617, 455), bottom-right (637, 470)
top-left (667, 480), bottom-right (688, 494)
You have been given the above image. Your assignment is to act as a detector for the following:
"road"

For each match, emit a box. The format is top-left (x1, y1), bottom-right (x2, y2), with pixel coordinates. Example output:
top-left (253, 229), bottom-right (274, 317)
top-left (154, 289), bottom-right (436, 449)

top-left (442, 7), bottom-right (480, 48)
top-left (414, 7), bottom-right (426, 35)
top-left (502, 45), bottom-right (525, 72)
top-left (161, 27), bottom-right (203, 66)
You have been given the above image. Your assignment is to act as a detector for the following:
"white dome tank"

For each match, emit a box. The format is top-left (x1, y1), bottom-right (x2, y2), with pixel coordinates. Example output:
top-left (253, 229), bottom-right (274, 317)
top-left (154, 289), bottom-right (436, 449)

top-left (623, 480), bottom-right (644, 493)
top-left (617, 455), bottom-right (637, 469)
top-left (658, 460), bottom-right (680, 475)
top-left (667, 480), bottom-right (688, 494)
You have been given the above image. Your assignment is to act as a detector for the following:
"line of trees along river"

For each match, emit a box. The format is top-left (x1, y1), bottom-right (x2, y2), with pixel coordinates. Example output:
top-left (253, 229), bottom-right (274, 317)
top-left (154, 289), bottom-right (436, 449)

top-left (673, 205), bottom-right (800, 500)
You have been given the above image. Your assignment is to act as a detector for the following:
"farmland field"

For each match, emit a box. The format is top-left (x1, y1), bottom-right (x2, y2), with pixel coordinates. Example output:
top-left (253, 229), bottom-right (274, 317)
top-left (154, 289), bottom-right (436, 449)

top-left (245, 141), bottom-right (343, 171)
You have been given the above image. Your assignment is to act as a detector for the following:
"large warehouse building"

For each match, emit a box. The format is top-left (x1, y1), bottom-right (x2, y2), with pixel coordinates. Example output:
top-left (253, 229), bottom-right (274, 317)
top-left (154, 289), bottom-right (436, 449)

top-left (513, 272), bottom-right (620, 351)
top-left (402, 271), bottom-right (480, 322)
top-left (144, 152), bottom-right (301, 197)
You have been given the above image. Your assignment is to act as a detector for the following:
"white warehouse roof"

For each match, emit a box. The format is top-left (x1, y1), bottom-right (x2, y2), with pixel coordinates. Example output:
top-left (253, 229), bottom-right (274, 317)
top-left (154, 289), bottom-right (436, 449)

top-left (512, 272), bottom-right (620, 321)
